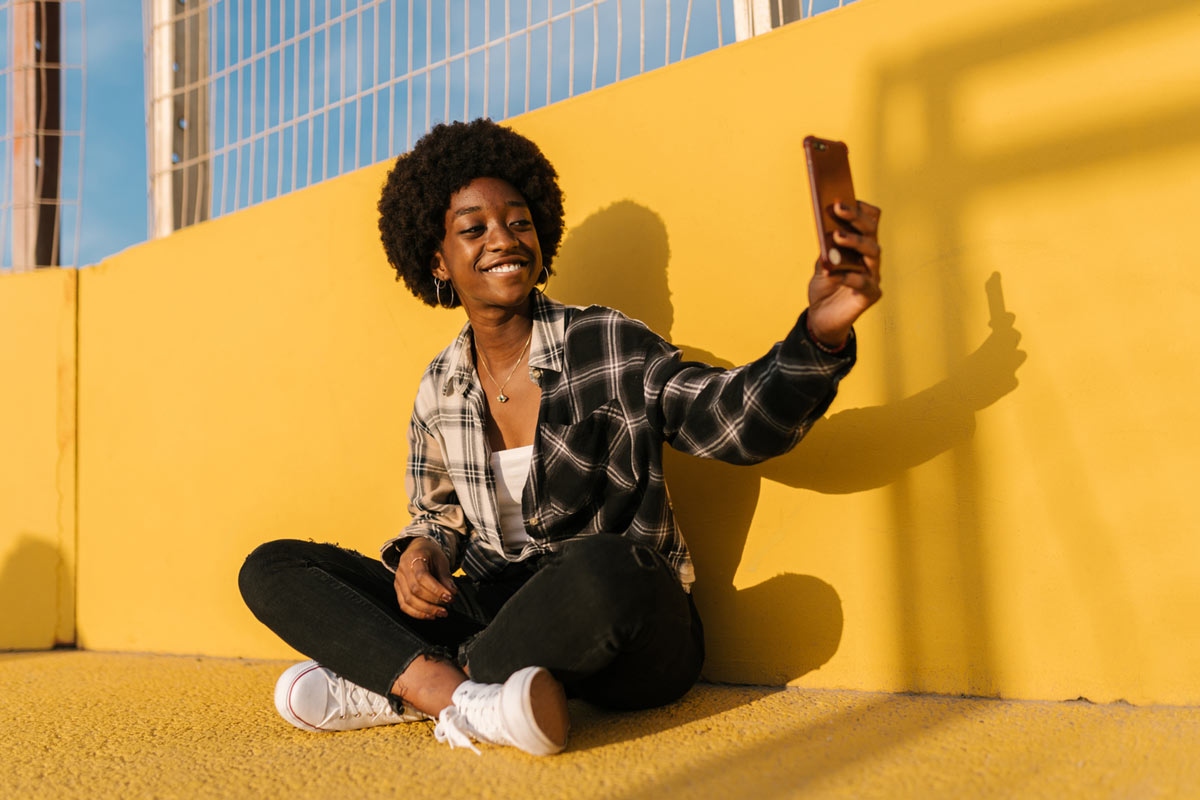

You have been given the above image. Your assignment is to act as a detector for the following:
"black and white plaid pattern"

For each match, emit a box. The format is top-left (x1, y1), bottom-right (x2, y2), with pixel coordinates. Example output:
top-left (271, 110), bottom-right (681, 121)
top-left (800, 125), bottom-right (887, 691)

top-left (381, 292), bottom-right (856, 590)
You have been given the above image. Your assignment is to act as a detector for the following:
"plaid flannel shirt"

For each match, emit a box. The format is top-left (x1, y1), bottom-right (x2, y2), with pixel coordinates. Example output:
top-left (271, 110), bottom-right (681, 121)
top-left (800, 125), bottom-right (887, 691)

top-left (380, 292), bottom-right (855, 590)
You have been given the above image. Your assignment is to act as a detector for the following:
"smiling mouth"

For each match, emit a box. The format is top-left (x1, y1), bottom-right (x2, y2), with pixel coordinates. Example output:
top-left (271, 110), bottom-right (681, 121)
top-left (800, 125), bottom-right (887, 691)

top-left (482, 261), bottom-right (527, 274)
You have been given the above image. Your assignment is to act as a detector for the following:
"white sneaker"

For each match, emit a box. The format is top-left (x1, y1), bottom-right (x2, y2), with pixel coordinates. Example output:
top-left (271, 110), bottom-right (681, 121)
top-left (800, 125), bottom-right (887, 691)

top-left (274, 660), bottom-right (429, 732)
top-left (433, 666), bottom-right (568, 756)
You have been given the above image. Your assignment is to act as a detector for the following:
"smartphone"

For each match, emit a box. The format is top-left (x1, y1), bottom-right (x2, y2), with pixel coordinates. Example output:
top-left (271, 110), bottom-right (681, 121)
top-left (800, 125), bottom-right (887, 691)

top-left (803, 135), bottom-right (865, 272)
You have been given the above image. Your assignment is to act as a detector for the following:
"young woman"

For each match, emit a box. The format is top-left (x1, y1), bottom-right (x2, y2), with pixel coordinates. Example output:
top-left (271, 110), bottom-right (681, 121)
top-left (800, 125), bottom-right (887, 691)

top-left (239, 119), bottom-right (882, 756)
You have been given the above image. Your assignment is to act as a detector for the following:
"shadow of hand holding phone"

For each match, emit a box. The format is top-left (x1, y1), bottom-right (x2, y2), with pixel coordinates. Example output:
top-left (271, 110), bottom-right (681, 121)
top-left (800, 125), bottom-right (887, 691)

top-left (760, 272), bottom-right (1026, 494)
top-left (554, 202), bottom-right (1026, 686)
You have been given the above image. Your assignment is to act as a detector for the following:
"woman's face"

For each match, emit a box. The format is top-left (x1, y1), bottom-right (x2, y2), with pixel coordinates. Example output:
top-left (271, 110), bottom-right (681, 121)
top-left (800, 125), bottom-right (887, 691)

top-left (432, 177), bottom-right (543, 316)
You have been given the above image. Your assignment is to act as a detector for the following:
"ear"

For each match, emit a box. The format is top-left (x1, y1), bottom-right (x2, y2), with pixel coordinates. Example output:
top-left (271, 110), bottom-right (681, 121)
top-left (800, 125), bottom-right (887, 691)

top-left (430, 251), bottom-right (448, 282)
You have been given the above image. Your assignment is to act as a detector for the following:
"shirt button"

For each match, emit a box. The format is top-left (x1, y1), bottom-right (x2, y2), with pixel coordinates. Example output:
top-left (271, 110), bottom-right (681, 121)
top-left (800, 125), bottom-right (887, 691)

top-left (527, 516), bottom-right (539, 527)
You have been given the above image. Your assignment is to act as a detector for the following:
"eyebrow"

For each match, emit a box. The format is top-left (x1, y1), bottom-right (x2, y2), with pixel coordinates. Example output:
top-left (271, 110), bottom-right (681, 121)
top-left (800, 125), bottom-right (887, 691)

top-left (452, 200), bottom-right (528, 217)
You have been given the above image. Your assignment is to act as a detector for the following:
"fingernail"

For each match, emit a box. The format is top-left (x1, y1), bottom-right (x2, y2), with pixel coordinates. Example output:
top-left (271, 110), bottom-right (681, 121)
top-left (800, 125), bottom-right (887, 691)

top-left (442, 594), bottom-right (453, 603)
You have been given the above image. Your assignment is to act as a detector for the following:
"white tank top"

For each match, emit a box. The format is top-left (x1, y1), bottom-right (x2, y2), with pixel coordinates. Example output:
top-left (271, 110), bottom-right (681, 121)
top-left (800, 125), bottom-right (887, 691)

top-left (491, 445), bottom-right (534, 549)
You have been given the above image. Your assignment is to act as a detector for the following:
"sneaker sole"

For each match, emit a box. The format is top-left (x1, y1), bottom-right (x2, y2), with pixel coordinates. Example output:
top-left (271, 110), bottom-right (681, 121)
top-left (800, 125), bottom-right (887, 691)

top-left (502, 666), bottom-right (569, 756)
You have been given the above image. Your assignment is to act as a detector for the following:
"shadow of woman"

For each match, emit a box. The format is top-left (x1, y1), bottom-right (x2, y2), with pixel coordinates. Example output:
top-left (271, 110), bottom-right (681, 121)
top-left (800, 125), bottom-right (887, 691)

top-left (553, 202), bottom-right (1025, 686)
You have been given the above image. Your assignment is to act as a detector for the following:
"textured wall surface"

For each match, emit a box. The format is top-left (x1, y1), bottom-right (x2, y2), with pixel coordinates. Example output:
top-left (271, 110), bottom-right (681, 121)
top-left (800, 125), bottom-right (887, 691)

top-left (69, 0), bottom-right (1200, 703)
top-left (0, 269), bottom-right (76, 648)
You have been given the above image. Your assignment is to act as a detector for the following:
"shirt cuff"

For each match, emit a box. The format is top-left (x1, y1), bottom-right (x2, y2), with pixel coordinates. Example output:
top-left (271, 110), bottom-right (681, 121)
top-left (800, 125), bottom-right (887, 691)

top-left (379, 529), bottom-right (458, 572)
top-left (786, 309), bottom-right (857, 365)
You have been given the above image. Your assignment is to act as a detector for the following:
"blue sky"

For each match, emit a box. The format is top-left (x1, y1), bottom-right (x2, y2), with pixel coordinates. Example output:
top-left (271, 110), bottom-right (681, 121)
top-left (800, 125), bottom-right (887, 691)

top-left (79, 1), bottom-right (148, 266)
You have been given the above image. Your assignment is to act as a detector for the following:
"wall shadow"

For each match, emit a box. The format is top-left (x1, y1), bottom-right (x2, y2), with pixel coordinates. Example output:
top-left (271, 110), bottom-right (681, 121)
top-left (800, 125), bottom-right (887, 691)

top-left (565, 685), bottom-right (791, 753)
top-left (550, 200), bottom-right (675, 335)
top-left (552, 202), bottom-right (1025, 687)
top-left (0, 534), bottom-right (66, 649)
top-left (609, 696), bottom-right (967, 799)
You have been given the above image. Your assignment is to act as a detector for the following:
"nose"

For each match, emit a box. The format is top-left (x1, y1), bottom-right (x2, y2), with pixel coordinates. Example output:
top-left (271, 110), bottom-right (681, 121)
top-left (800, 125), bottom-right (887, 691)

top-left (486, 224), bottom-right (520, 250)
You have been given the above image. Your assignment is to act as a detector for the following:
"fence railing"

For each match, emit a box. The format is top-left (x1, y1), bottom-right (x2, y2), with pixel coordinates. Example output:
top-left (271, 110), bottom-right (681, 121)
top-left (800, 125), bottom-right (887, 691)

top-left (144, 0), bottom-right (855, 237)
top-left (0, 0), bottom-right (86, 272)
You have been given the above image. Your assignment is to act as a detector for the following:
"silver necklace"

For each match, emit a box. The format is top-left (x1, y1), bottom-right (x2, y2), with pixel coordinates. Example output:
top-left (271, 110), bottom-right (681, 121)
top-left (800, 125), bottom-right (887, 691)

top-left (477, 330), bottom-right (533, 403)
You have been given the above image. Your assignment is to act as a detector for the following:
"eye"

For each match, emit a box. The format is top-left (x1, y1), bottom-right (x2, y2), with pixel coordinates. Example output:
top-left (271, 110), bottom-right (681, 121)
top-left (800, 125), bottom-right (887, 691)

top-left (459, 224), bottom-right (484, 236)
top-left (510, 218), bottom-right (533, 229)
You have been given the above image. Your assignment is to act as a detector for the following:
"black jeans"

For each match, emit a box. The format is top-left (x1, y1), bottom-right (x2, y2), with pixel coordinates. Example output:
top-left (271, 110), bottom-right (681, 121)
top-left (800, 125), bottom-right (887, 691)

top-left (238, 534), bottom-right (704, 711)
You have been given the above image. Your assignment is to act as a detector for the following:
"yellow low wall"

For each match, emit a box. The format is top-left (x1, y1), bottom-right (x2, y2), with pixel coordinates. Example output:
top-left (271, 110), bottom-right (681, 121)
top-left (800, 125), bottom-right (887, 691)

top-left (0, 269), bottom-right (76, 649)
top-left (72, 0), bottom-right (1200, 704)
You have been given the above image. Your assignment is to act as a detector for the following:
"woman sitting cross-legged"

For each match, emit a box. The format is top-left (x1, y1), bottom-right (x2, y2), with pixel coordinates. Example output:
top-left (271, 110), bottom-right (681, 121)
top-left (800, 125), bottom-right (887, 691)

top-left (238, 119), bottom-right (882, 755)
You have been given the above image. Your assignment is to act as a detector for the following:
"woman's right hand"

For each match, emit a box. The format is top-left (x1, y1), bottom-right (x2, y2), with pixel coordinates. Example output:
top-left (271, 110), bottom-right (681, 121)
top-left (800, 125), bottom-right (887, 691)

top-left (393, 538), bottom-right (458, 619)
top-left (807, 200), bottom-right (883, 348)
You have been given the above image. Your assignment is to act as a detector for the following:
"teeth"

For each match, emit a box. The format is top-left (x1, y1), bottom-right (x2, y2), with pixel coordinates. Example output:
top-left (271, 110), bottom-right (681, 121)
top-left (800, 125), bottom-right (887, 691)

top-left (486, 263), bottom-right (524, 274)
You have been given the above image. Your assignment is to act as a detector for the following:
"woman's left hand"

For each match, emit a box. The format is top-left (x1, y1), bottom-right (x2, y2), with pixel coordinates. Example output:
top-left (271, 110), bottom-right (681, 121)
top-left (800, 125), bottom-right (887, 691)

top-left (393, 538), bottom-right (458, 620)
top-left (806, 200), bottom-right (883, 349)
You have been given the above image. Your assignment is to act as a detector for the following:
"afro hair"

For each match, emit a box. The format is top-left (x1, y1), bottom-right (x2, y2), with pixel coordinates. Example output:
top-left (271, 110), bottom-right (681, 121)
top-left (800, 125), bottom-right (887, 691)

top-left (378, 119), bottom-right (566, 308)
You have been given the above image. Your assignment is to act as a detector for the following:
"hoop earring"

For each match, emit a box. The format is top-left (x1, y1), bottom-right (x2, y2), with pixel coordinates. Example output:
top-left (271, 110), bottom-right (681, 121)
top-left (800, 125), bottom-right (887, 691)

top-left (434, 278), bottom-right (455, 307)
top-left (534, 266), bottom-right (550, 296)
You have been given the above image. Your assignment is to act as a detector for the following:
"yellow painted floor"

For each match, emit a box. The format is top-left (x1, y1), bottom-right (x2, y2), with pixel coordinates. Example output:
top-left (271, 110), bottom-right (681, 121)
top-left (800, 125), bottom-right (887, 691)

top-left (4, 651), bottom-right (1198, 799)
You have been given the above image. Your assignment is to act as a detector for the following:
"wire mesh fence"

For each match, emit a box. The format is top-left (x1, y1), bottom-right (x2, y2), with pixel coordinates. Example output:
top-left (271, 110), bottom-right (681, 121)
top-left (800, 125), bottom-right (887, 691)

top-left (145, 0), bottom-right (855, 237)
top-left (0, 0), bottom-right (86, 271)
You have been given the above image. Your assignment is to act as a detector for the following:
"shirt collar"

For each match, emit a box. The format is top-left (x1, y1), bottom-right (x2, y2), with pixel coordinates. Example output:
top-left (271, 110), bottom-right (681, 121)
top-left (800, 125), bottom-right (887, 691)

top-left (441, 291), bottom-right (567, 396)
top-left (528, 291), bottom-right (566, 374)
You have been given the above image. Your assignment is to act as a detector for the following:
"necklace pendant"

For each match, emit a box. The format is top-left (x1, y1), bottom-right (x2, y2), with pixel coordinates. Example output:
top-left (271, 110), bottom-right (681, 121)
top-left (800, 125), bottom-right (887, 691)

top-left (497, 393), bottom-right (509, 403)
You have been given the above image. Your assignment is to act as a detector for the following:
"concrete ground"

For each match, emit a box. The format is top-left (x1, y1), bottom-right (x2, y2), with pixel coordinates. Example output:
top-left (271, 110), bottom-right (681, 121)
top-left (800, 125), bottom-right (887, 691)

top-left (4, 651), bottom-right (1198, 799)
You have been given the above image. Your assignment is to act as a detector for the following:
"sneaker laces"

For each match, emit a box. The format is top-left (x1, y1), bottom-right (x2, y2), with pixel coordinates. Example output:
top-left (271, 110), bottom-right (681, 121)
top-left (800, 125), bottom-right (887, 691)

top-left (320, 671), bottom-right (401, 728)
top-left (434, 707), bottom-right (481, 754)
top-left (433, 681), bottom-right (508, 754)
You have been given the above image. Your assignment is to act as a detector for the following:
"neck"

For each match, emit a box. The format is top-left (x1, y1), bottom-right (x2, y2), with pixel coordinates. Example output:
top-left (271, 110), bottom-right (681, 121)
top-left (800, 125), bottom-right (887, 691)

top-left (468, 298), bottom-right (535, 366)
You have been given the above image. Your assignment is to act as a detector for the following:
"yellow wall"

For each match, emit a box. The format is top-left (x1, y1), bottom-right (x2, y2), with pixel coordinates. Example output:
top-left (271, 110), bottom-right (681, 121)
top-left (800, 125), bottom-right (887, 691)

top-left (69, 0), bottom-right (1200, 704)
top-left (0, 269), bottom-right (76, 648)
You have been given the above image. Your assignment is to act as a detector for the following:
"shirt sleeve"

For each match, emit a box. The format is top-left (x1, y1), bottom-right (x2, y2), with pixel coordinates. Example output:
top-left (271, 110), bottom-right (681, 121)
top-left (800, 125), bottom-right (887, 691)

top-left (644, 309), bottom-right (856, 465)
top-left (379, 409), bottom-right (471, 572)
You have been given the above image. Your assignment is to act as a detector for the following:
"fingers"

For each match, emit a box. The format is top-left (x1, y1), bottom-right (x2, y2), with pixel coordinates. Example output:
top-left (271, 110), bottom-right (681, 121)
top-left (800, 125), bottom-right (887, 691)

top-left (808, 198), bottom-right (885, 332)
top-left (430, 557), bottom-right (458, 596)
top-left (394, 572), bottom-right (445, 620)
top-left (407, 543), bottom-right (457, 597)
top-left (831, 202), bottom-right (882, 283)
top-left (812, 256), bottom-right (882, 302)
top-left (833, 228), bottom-right (880, 261)
top-left (411, 556), bottom-right (456, 605)
top-left (393, 549), bottom-right (456, 620)
top-left (833, 200), bottom-right (881, 236)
